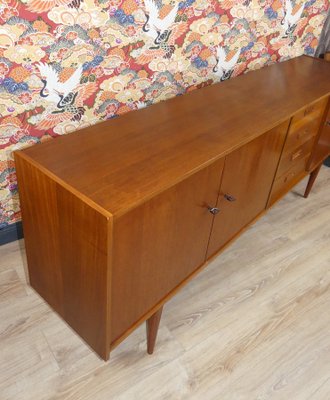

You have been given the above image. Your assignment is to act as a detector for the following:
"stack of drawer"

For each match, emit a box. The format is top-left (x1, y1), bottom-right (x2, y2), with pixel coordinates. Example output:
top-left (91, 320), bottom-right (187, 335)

top-left (269, 97), bottom-right (328, 205)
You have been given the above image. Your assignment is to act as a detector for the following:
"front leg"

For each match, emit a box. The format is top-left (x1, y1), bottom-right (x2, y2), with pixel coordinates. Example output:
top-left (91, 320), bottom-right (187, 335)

top-left (304, 163), bottom-right (322, 198)
top-left (146, 306), bottom-right (163, 354)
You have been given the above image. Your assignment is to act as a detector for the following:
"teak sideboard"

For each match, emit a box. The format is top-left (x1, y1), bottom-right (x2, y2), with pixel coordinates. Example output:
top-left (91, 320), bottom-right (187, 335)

top-left (15, 56), bottom-right (330, 360)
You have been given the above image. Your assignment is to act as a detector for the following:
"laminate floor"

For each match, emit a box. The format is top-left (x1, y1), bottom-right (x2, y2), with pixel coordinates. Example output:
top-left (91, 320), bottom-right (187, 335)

top-left (1, 167), bottom-right (330, 400)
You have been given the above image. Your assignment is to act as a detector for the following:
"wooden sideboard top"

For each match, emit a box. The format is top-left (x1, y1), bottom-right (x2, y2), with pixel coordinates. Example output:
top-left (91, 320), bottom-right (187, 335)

top-left (17, 55), bottom-right (330, 217)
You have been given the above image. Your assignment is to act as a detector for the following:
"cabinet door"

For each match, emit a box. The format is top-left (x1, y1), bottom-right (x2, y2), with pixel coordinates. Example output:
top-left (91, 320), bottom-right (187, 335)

top-left (308, 102), bottom-right (330, 171)
top-left (111, 158), bottom-right (224, 343)
top-left (207, 122), bottom-right (289, 258)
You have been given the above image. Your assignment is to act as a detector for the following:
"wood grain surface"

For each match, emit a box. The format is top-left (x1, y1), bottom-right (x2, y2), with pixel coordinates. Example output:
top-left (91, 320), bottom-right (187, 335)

top-left (111, 159), bottom-right (224, 343)
top-left (1, 168), bottom-right (330, 400)
top-left (207, 121), bottom-right (289, 257)
top-left (14, 155), bottom-right (112, 360)
top-left (16, 56), bottom-right (330, 217)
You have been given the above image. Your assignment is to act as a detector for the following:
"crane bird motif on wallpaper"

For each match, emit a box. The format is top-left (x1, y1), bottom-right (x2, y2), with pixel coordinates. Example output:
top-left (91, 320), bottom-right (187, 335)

top-left (38, 63), bottom-right (82, 106)
top-left (143, 0), bottom-right (179, 57)
top-left (281, 0), bottom-right (305, 41)
top-left (213, 47), bottom-right (241, 82)
top-left (36, 63), bottom-right (97, 130)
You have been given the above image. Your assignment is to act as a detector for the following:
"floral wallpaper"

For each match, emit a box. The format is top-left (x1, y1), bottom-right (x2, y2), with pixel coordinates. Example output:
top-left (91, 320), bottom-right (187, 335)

top-left (0, 0), bottom-right (328, 229)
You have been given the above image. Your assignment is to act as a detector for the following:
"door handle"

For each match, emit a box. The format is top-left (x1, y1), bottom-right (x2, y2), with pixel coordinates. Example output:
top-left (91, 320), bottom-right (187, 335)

top-left (224, 194), bottom-right (236, 202)
top-left (207, 206), bottom-right (220, 215)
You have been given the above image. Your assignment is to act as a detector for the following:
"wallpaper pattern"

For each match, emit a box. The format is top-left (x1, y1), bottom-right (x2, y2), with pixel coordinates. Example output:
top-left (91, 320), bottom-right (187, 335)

top-left (0, 0), bottom-right (328, 227)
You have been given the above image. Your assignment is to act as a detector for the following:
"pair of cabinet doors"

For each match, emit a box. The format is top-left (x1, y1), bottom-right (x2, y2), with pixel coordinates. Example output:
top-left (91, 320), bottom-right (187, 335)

top-left (111, 121), bottom-right (289, 342)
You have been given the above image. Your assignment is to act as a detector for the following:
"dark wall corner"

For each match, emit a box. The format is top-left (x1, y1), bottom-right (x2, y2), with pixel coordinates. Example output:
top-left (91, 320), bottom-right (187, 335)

top-left (0, 222), bottom-right (24, 246)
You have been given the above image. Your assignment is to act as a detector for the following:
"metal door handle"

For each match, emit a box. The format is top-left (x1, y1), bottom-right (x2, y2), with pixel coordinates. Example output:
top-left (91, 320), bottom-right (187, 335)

top-left (208, 206), bottom-right (220, 215)
top-left (224, 194), bottom-right (236, 202)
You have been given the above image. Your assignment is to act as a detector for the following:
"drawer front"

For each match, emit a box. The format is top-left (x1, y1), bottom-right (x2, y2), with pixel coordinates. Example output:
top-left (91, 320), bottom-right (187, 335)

top-left (269, 156), bottom-right (308, 206)
top-left (277, 137), bottom-right (315, 178)
top-left (290, 98), bottom-right (328, 132)
top-left (286, 98), bottom-right (328, 151)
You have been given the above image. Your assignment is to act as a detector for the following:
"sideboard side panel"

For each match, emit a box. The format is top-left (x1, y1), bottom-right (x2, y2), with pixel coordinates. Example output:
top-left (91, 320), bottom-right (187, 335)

top-left (15, 153), bottom-right (111, 360)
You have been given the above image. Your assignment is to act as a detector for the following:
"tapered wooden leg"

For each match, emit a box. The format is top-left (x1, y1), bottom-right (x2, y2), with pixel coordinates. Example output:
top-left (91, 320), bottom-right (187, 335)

top-left (304, 164), bottom-right (322, 198)
top-left (146, 306), bottom-right (163, 354)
